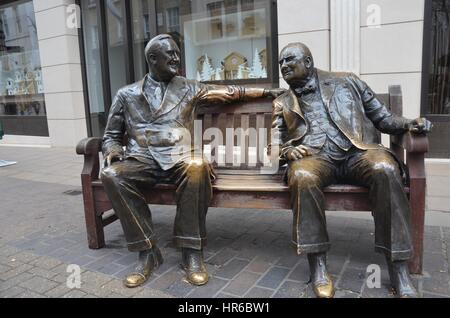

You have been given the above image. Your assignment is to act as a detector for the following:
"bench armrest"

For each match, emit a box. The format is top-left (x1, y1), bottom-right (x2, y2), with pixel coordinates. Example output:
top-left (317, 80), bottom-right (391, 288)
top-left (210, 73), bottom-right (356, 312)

top-left (76, 137), bottom-right (102, 181)
top-left (76, 137), bottom-right (102, 156)
top-left (391, 132), bottom-right (429, 154)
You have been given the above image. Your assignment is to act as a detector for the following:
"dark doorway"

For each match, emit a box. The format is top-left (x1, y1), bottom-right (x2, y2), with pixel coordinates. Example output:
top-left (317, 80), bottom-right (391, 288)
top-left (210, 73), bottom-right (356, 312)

top-left (422, 0), bottom-right (450, 158)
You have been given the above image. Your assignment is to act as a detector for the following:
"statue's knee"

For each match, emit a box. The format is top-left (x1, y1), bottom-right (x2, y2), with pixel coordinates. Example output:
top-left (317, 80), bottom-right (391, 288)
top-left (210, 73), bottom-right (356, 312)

top-left (371, 161), bottom-right (399, 179)
top-left (186, 159), bottom-right (210, 176)
top-left (100, 166), bottom-right (119, 183)
top-left (290, 169), bottom-right (320, 188)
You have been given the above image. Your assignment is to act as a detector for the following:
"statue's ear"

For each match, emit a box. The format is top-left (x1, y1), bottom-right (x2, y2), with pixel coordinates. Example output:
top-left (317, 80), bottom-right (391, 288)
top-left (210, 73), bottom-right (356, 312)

top-left (148, 53), bottom-right (157, 65)
top-left (304, 56), bottom-right (313, 69)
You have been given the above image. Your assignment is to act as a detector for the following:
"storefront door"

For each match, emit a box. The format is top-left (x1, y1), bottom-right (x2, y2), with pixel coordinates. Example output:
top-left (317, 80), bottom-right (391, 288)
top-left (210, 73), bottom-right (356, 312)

top-left (423, 0), bottom-right (450, 158)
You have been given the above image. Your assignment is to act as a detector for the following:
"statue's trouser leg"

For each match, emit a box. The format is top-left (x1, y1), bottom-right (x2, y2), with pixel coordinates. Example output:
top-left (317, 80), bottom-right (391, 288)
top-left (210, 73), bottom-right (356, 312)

top-left (101, 159), bottom-right (159, 253)
top-left (287, 156), bottom-right (337, 255)
top-left (172, 159), bottom-right (213, 251)
top-left (345, 149), bottom-right (413, 261)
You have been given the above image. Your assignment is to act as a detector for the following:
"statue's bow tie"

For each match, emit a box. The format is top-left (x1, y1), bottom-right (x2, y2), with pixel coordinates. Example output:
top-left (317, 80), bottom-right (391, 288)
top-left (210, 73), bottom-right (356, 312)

top-left (294, 84), bottom-right (316, 96)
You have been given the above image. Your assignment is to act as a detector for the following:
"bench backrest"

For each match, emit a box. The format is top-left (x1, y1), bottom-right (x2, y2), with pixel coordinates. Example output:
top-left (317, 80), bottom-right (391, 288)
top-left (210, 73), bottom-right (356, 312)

top-left (195, 86), bottom-right (401, 174)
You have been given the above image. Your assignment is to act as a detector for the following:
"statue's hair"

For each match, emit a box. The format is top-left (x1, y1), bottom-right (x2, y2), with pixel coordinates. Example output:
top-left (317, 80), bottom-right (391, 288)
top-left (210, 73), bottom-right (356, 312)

top-left (145, 34), bottom-right (176, 65)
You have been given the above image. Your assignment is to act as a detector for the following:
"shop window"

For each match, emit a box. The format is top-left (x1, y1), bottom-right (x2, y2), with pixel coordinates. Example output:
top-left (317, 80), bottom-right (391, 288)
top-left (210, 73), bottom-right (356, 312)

top-left (423, 0), bottom-right (450, 158)
top-left (151, 0), bottom-right (275, 84)
top-left (0, 0), bottom-right (49, 137)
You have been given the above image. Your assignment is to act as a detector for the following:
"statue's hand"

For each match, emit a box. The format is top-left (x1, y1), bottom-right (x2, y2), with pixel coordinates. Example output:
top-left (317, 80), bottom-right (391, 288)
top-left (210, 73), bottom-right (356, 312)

top-left (104, 150), bottom-right (124, 167)
top-left (408, 118), bottom-right (433, 134)
top-left (264, 88), bottom-right (286, 99)
top-left (286, 146), bottom-right (311, 161)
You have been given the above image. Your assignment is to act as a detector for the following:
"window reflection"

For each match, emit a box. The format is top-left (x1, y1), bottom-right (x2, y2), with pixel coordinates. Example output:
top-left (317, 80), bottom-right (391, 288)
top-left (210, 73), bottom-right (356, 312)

top-left (0, 0), bottom-right (48, 137)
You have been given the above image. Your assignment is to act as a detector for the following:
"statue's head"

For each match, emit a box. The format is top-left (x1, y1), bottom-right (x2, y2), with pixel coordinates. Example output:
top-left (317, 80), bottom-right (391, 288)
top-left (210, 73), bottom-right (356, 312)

top-left (145, 34), bottom-right (181, 82)
top-left (279, 43), bottom-right (314, 87)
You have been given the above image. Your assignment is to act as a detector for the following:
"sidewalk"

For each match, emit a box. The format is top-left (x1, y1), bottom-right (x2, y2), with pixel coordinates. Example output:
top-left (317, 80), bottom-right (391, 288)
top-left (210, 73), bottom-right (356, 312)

top-left (0, 146), bottom-right (449, 298)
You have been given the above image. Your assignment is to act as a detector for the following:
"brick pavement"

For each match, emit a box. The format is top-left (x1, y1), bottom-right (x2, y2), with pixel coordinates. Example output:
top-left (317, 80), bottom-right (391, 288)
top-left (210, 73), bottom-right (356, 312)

top-left (0, 146), bottom-right (449, 298)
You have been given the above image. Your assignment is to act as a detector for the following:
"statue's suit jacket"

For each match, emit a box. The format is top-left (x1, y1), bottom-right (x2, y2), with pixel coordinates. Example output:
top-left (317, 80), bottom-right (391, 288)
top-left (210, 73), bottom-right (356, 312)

top-left (103, 75), bottom-right (265, 170)
top-left (272, 69), bottom-right (409, 162)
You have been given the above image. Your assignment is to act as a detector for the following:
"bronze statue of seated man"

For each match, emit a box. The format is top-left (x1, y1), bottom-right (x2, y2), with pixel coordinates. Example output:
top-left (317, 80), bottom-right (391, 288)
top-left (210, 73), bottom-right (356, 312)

top-left (273, 42), bottom-right (432, 298)
top-left (100, 34), bottom-right (284, 288)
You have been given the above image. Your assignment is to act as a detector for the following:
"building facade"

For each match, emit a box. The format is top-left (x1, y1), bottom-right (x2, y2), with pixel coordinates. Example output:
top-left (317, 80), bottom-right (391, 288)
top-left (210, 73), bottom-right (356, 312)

top-left (0, 0), bottom-right (448, 159)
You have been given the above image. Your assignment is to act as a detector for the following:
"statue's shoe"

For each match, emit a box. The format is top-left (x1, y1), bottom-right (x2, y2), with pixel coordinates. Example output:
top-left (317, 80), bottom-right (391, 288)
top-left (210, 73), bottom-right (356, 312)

top-left (311, 273), bottom-right (335, 298)
top-left (182, 248), bottom-right (209, 286)
top-left (387, 260), bottom-right (419, 298)
top-left (124, 272), bottom-right (151, 288)
top-left (123, 247), bottom-right (163, 288)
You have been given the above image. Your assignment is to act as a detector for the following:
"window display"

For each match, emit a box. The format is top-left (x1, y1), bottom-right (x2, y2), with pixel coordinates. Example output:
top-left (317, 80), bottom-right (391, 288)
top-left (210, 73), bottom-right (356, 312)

top-left (154, 0), bottom-right (273, 83)
top-left (0, 0), bottom-right (48, 137)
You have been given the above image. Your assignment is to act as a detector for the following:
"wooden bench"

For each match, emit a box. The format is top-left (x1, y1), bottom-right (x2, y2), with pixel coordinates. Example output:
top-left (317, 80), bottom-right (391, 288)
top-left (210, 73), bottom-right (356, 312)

top-left (76, 85), bottom-right (429, 274)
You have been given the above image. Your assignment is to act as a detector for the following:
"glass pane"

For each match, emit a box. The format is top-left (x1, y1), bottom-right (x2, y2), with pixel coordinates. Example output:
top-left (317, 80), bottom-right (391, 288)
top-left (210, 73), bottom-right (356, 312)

top-left (132, 0), bottom-right (272, 83)
top-left (0, 0), bottom-right (49, 137)
top-left (81, 0), bottom-right (106, 137)
top-left (106, 0), bottom-right (127, 97)
top-left (427, 0), bottom-right (450, 115)
top-left (131, 0), bottom-right (154, 80)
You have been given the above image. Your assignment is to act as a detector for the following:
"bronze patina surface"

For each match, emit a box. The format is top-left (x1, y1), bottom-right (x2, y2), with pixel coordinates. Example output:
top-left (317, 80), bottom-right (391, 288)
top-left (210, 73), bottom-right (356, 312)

top-left (101, 34), bottom-right (283, 288)
top-left (273, 42), bottom-right (432, 298)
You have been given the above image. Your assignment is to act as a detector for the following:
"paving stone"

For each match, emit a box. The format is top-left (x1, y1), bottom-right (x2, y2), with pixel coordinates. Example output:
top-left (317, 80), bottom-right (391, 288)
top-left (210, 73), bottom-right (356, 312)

top-left (423, 252), bottom-right (447, 274)
top-left (100, 279), bottom-right (143, 297)
top-left (422, 291), bottom-right (450, 298)
top-left (45, 285), bottom-right (75, 298)
top-left (215, 292), bottom-right (239, 298)
top-left (214, 259), bottom-right (250, 279)
top-left (0, 263), bottom-right (34, 281)
top-left (153, 254), bottom-right (179, 276)
top-left (165, 279), bottom-right (196, 297)
top-left (16, 290), bottom-right (48, 298)
top-left (276, 251), bottom-right (301, 268)
top-left (337, 266), bottom-right (367, 293)
top-left (422, 272), bottom-right (450, 296)
top-left (289, 264), bottom-right (311, 286)
top-left (27, 267), bottom-right (59, 279)
top-left (96, 262), bottom-right (126, 276)
top-left (9, 251), bottom-right (40, 263)
top-left (148, 268), bottom-right (183, 290)
top-left (272, 281), bottom-right (305, 298)
top-left (78, 271), bottom-right (115, 295)
top-left (30, 256), bottom-right (63, 270)
top-left (0, 245), bottom-right (20, 257)
top-left (334, 289), bottom-right (360, 298)
top-left (114, 253), bottom-right (138, 267)
top-left (222, 271), bottom-right (261, 296)
top-left (83, 253), bottom-right (124, 271)
top-left (246, 257), bottom-right (272, 274)
top-left (19, 276), bottom-right (59, 294)
top-left (206, 248), bottom-right (238, 266)
top-left (257, 267), bottom-right (290, 289)
top-left (187, 277), bottom-right (229, 298)
top-left (0, 272), bottom-right (34, 292)
top-left (0, 286), bottom-right (26, 298)
top-left (133, 288), bottom-right (174, 298)
top-left (0, 263), bottom-right (12, 274)
top-left (63, 289), bottom-right (88, 298)
top-left (244, 287), bottom-right (274, 298)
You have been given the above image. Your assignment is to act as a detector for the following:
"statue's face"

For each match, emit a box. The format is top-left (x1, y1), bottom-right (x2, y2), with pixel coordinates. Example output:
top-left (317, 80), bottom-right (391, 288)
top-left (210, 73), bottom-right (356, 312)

top-left (149, 39), bottom-right (181, 82)
top-left (279, 47), bottom-right (312, 85)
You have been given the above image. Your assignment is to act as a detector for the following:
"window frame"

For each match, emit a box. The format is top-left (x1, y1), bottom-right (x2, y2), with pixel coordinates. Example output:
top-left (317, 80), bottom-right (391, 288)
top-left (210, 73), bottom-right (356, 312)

top-left (78, 0), bottom-right (279, 137)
